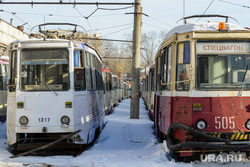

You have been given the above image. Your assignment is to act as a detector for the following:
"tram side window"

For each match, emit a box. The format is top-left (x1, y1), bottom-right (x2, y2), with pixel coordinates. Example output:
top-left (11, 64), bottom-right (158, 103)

top-left (150, 69), bottom-right (155, 91)
top-left (160, 52), bottom-right (165, 91)
top-left (9, 51), bottom-right (17, 92)
top-left (96, 61), bottom-right (103, 90)
top-left (103, 72), bottom-right (107, 93)
top-left (96, 60), bottom-right (100, 90)
top-left (155, 59), bottom-right (159, 91)
top-left (91, 55), bottom-right (97, 90)
top-left (85, 52), bottom-right (93, 90)
top-left (0, 64), bottom-right (8, 90)
top-left (160, 46), bottom-right (172, 90)
top-left (176, 42), bottom-right (190, 91)
top-left (74, 50), bottom-right (86, 91)
top-left (113, 77), bottom-right (117, 90)
top-left (109, 73), bottom-right (112, 91)
top-left (1, 64), bottom-right (9, 90)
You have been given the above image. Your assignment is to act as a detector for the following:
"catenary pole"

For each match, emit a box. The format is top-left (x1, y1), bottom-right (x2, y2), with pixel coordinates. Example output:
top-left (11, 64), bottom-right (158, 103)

top-left (130, 0), bottom-right (141, 119)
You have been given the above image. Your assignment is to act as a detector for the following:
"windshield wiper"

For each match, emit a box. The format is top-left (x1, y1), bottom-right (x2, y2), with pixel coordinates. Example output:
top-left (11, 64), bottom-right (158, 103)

top-left (240, 65), bottom-right (248, 96)
top-left (35, 78), bottom-right (58, 96)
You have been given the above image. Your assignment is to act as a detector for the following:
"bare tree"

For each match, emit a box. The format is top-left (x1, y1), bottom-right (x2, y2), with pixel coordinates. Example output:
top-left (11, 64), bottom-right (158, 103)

top-left (101, 31), bottom-right (166, 81)
top-left (140, 31), bottom-right (166, 67)
top-left (102, 41), bottom-right (132, 80)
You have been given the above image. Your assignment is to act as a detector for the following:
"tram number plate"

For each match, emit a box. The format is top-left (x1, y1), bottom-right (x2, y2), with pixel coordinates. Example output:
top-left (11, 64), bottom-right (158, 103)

top-left (38, 118), bottom-right (50, 122)
top-left (215, 116), bottom-right (235, 129)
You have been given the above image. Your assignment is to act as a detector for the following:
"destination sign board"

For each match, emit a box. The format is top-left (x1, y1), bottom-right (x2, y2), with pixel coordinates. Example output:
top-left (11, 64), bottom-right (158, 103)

top-left (196, 42), bottom-right (250, 54)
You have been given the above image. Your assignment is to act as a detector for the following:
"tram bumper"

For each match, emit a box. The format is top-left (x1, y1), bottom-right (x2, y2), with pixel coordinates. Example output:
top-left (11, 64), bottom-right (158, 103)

top-left (167, 122), bottom-right (250, 155)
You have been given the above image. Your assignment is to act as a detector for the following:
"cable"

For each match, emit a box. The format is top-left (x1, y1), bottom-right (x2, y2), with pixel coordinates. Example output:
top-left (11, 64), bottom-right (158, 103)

top-left (143, 22), bottom-right (168, 31)
top-left (0, 9), bottom-right (126, 18)
top-left (0, 9), bottom-right (33, 27)
top-left (98, 6), bottom-right (134, 11)
top-left (86, 19), bottom-right (94, 33)
top-left (68, 0), bottom-right (94, 33)
top-left (96, 23), bottom-right (133, 31)
top-left (147, 16), bottom-right (174, 28)
top-left (102, 25), bottom-right (133, 37)
top-left (217, 0), bottom-right (250, 8)
top-left (196, 0), bottom-right (214, 23)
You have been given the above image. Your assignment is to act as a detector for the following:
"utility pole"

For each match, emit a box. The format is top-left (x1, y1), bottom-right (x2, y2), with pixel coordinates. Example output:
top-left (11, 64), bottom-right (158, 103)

top-left (130, 0), bottom-right (142, 119)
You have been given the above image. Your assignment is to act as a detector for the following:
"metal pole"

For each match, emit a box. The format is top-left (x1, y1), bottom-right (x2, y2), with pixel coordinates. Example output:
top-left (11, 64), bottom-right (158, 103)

top-left (130, 0), bottom-right (141, 119)
top-left (183, 0), bottom-right (185, 24)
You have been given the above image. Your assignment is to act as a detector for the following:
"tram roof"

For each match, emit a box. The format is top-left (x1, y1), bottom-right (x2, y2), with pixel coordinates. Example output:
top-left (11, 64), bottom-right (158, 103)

top-left (164, 22), bottom-right (249, 40)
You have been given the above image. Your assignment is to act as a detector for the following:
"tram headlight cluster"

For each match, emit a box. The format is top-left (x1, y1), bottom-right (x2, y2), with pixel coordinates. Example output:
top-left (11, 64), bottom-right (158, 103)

top-left (193, 103), bottom-right (202, 111)
top-left (19, 116), bottom-right (29, 125)
top-left (196, 120), bottom-right (206, 130)
top-left (61, 116), bottom-right (70, 125)
top-left (246, 119), bottom-right (250, 130)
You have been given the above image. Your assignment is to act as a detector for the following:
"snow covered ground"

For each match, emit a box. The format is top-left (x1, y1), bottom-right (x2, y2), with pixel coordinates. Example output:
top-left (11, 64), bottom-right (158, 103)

top-left (0, 98), bottom-right (250, 167)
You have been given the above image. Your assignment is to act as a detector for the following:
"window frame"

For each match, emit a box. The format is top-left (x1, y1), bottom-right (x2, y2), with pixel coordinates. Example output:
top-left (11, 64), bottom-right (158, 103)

top-left (176, 41), bottom-right (191, 91)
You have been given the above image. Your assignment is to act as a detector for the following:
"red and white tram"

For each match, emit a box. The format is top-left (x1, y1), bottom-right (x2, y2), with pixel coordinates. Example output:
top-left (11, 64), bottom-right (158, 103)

top-left (153, 15), bottom-right (250, 160)
top-left (142, 63), bottom-right (156, 120)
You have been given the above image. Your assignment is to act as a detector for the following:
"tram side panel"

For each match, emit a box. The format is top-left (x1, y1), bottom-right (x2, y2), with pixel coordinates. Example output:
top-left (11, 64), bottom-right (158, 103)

top-left (6, 92), bottom-right (16, 145)
top-left (0, 58), bottom-right (9, 122)
top-left (73, 92), bottom-right (90, 143)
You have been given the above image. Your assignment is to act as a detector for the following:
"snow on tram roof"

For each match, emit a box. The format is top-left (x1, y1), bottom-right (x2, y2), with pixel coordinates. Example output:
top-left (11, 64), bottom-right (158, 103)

top-left (164, 22), bottom-right (248, 40)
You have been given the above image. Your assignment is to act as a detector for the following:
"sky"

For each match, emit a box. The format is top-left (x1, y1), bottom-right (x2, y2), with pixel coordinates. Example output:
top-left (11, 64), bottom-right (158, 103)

top-left (1, 98), bottom-right (250, 166)
top-left (0, 0), bottom-right (250, 40)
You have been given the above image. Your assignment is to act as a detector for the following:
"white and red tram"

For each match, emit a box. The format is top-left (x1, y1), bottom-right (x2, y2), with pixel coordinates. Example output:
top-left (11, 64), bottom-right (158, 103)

top-left (152, 15), bottom-right (250, 160)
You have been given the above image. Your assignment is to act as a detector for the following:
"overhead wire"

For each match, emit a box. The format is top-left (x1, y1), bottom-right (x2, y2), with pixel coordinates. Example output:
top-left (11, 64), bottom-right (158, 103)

top-left (0, 9), bottom-right (126, 18)
top-left (96, 23), bottom-right (133, 31)
top-left (67, 0), bottom-right (134, 33)
top-left (142, 22), bottom-right (168, 31)
top-left (98, 6), bottom-right (134, 11)
top-left (102, 25), bottom-right (133, 37)
top-left (0, 9), bottom-right (33, 27)
top-left (196, 0), bottom-right (214, 23)
top-left (68, 0), bottom-right (94, 33)
top-left (217, 0), bottom-right (250, 8)
top-left (147, 16), bottom-right (174, 28)
top-left (0, 9), bottom-right (135, 33)
top-left (1, 2), bottom-right (174, 40)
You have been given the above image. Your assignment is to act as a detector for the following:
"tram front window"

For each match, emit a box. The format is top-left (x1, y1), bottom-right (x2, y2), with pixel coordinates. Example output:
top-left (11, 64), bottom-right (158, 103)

top-left (21, 49), bottom-right (69, 91)
top-left (197, 54), bottom-right (250, 90)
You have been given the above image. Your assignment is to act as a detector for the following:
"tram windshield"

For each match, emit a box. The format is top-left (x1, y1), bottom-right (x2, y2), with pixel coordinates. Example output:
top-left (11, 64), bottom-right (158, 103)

top-left (197, 42), bottom-right (250, 90)
top-left (20, 49), bottom-right (69, 91)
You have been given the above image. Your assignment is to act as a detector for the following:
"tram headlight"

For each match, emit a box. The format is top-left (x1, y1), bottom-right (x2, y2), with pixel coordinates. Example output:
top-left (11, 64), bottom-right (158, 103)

top-left (65, 102), bottom-right (72, 108)
top-left (245, 119), bottom-right (250, 130)
top-left (17, 102), bottom-right (24, 108)
top-left (61, 116), bottom-right (70, 125)
top-left (19, 116), bottom-right (29, 125)
top-left (196, 120), bottom-right (206, 130)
